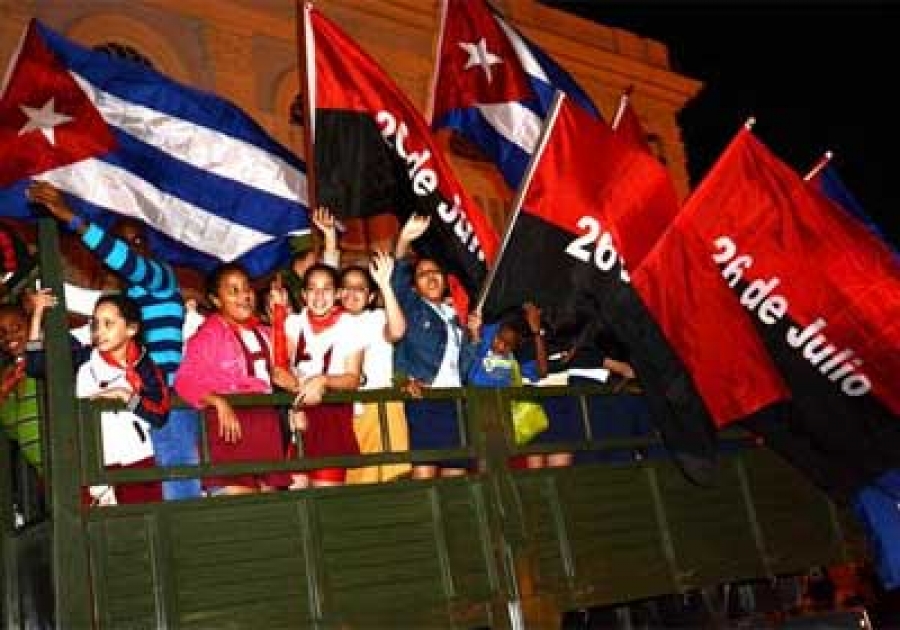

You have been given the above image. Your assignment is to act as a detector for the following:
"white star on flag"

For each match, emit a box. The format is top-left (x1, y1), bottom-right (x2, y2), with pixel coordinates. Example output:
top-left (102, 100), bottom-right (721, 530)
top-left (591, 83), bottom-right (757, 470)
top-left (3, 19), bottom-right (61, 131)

top-left (459, 38), bottom-right (503, 83)
top-left (18, 97), bottom-right (74, 145)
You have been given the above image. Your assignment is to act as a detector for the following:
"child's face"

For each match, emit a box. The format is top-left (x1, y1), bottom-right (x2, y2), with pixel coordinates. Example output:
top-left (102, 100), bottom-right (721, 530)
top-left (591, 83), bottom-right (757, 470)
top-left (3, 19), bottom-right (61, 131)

top-left (302, 269), bottom-right (337, 317)
top-left (339, 270), bottom-right (372, 315)
top-left (491, 326), bottom-right (519, 357)
top-left (91, 302), bottom-right (137, 354)
top-left (0, 310), bottom-right (28, 358)
top-left (413, 260), bottom-right (445, 304)
top-left (212, 269), bottom-right (256, 325)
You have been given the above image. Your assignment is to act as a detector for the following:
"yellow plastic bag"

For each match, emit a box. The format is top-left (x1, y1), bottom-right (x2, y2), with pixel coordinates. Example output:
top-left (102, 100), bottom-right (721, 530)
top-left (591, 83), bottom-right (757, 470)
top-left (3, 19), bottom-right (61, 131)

top-left (511, 400), bottom-right (549, 445)
top-left (510, 360), bottom-right (549, 445)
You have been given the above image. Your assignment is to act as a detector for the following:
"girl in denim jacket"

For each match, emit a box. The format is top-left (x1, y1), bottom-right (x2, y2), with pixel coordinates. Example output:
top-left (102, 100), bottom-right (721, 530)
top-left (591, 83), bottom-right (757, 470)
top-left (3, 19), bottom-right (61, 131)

top-left (391, 216), bottom-right (479, 479)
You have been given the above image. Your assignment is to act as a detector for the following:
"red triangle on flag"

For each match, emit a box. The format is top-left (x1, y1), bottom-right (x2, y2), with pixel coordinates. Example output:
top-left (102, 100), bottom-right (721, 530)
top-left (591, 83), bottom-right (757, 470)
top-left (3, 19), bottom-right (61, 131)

top-left (432, 0), bottom-right (533, 114)
top-left (0, 21), bottom-right (116, 187)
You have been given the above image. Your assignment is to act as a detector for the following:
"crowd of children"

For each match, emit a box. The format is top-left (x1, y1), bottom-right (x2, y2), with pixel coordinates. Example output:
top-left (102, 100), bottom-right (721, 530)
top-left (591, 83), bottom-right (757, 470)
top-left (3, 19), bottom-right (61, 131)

top-left (0, 183), bottom-right (643, 503)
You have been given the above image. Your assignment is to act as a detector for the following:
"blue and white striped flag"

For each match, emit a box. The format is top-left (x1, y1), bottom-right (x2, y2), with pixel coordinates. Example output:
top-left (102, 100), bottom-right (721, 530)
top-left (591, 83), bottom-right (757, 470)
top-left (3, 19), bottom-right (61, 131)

top-left (0, 20), bottom-right (309, 277)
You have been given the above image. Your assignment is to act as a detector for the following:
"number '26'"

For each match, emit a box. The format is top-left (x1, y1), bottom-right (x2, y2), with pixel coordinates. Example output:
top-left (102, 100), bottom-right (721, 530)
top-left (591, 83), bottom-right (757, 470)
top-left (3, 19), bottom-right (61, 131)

top-left (564, 216), bottom-right (630, 282)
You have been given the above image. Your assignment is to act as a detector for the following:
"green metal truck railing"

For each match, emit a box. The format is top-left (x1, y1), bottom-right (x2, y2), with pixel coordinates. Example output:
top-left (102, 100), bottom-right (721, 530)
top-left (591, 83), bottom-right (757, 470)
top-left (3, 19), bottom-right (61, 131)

top-left (0, 217), bottom-right (864, 629)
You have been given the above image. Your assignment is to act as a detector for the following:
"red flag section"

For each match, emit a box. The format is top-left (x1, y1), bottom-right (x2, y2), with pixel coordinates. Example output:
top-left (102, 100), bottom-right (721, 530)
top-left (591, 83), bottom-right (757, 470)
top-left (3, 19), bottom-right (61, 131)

top-left (484, 95), bottom-right (718, 472)
top-left (631, 133), bottom-right (791, 427)
top-left (524, 97), bottom-right (679, 275)
top-left (679, 128), bottom-right (900, 415)
top-left (612, 91), bottom-right (652, 154)
top-left (304, 4), bottom-right (498, 297)
top-left (0, 21), bottom-right (116, 187)
top-left (649, 127), bottom-right (900, 498)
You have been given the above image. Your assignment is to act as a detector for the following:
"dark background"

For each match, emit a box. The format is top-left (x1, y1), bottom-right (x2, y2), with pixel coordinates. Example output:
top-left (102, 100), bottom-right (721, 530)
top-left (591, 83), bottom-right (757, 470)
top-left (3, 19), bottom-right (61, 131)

top-left (540, 1), bottom-right (899, 245)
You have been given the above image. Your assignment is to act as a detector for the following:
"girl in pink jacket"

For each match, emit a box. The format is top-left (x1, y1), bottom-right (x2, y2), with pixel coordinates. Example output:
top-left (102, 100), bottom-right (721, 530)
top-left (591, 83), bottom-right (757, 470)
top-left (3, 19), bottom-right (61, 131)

top-left (174, 263), bottom-right (291, 495)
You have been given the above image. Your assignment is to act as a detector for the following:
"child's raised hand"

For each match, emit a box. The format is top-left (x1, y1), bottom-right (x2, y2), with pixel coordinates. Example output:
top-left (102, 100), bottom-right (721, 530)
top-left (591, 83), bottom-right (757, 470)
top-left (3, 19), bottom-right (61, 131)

top-left (312, 206), bottom-right (337, 236)
top-left (368, 250), bottom-right (394, 287)
top-left (399, 214), bottom-right (430, 244)
top-left (522, 302), bottom-right (542, 334)
top-left (466, 310), bottom-right (482, 341)
top-left (31, 288), bottom-right (58, 313)
top-left (27, 181), bottom-right (74, 222)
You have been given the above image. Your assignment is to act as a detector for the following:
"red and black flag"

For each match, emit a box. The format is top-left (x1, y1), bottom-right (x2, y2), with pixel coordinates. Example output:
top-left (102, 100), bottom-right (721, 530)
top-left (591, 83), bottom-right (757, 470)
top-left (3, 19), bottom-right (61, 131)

top-left (483, 94), bottom-right (719, 476)
top-left (665, 127), bottom-right (900, 500)
top-left (301, 3), bottom-right (498, 296)
top-left (483, 94), bottom-right (681, 318)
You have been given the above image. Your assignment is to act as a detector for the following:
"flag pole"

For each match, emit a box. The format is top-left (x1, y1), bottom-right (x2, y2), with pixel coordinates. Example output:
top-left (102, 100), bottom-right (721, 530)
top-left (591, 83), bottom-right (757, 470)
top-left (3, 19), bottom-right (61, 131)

top-left (424, 0), bottom-right (449, 123)
top-left (610, 85), bottom-right (634, 131)
top-left (297, 1), bottom-right (320, 213)
top-left (803, 151), bottom-right (833, 181)
top-left (474, 89), bottom-right (567, 314)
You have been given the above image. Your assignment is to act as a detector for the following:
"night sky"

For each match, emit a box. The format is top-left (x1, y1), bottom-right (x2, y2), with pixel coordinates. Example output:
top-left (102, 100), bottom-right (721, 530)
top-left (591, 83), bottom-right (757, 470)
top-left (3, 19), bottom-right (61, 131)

top-left (541, 2), bottom-right (900, 244)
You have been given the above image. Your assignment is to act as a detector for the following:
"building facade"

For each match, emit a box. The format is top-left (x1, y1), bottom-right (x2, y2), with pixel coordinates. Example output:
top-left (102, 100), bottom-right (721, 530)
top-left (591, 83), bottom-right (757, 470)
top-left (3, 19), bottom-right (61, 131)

top-left (0, 0), bottom-right (701, 242)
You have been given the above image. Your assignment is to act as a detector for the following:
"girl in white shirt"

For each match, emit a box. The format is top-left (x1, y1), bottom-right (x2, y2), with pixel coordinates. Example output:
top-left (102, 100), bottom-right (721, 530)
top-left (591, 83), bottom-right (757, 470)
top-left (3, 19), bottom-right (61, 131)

top-left (339, 252), bottom-right (410, 484)
top-left (272, 264), bottom-right (364, 488)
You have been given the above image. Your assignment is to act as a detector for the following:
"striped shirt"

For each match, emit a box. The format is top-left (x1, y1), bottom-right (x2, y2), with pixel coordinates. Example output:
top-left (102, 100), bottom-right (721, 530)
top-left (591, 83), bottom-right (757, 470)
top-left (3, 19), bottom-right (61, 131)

top-left (82, 223), bottom-right (185, 385)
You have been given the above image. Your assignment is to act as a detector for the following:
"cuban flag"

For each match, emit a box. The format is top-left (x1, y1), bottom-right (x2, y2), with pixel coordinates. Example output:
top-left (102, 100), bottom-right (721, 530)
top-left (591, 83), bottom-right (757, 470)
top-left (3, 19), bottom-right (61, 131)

top-left (429, 0), bottom-right (601, 189)
top-left (0, 20), bottom-right (309, 277)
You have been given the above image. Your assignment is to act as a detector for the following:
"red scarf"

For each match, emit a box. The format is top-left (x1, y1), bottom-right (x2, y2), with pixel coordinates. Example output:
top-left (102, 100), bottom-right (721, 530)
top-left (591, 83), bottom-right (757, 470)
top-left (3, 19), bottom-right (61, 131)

top-left (100, 340), bottom-right (144, 394)
top-left (225, 314), bottom-right (261, 332)
top-left (306, 306), bottom-right (343, 334)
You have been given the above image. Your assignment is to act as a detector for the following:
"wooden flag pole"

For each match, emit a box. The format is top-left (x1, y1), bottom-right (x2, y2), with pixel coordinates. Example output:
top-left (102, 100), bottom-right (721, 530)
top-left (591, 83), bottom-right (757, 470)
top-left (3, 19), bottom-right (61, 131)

top-left (297, 1), bottom-right (320, 239)
top-left (610, 85), bottom-right (634, 131)
top-left (803, 151), bottom-right (834, 182)
top-left (473, 89), bottom-right (567, 314)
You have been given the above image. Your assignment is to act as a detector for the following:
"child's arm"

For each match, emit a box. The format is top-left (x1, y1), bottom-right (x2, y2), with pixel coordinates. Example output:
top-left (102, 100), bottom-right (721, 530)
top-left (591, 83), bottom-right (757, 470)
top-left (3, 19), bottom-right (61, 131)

top-left (28, 182), bottom-right (178, 295)
top-left (24, 288), bottom-right (60, 377)
top-left (394, 214), bottom-right (430, 260)
top-left (312, 206), bottom-right (341, 269)
top-left (27, 288), bottom-right (56, 342)
top-left (127, 358), bottom-right (170, 428)
top-left (369, 251), bottom-right (406, 343)
top-left (524, 302), bottom-right (549, 379)
top-left (201, 393), bottom-right (242, 444)
top-left (298, 348), bottom-right (363, 406)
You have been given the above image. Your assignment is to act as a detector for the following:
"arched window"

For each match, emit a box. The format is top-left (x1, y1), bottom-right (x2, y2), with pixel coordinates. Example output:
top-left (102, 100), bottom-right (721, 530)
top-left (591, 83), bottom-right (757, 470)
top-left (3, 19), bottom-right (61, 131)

top-left (93, 42), bottom-right (154, 69)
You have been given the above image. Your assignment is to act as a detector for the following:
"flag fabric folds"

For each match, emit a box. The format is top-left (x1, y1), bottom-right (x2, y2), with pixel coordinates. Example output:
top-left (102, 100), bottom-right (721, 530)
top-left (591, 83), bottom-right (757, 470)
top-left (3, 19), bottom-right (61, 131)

top-left (662, 127), bottom-right (900, 500)
top-left (304, 3), bottom-right (498, 296)
top-left (430, 0), bottom-right (601, 189)
top-left (484, 94), bottom-right (718, 471)
top-left (0, 20), bottom-right (310, 277)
